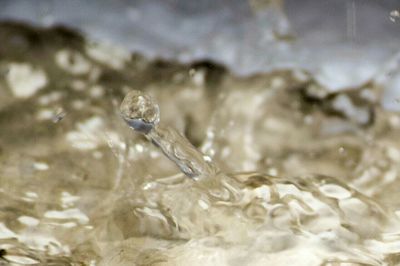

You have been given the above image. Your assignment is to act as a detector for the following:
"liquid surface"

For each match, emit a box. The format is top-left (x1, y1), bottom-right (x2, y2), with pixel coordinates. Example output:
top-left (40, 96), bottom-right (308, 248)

top-left (1, 22), bottom-right (400, 265)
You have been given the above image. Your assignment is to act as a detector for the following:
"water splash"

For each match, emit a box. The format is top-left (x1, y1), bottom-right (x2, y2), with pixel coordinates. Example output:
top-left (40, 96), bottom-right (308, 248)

top-left (120, 90), bottom-right (219, 180)
top-left (2, 23), bottom-right (400, 266)
top-left (346, 0), bottom-right (356, 41)
top-left (117, 90), bottom-right (400, 265)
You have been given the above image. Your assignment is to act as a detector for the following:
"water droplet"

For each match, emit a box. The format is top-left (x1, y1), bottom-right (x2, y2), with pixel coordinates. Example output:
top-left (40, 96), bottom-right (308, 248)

top-left (390, 10), bottom-right (399, 22)
top-left (52, 108), bottom-right (66, 123)
top-left (120, 90), bottom-right (160, 134)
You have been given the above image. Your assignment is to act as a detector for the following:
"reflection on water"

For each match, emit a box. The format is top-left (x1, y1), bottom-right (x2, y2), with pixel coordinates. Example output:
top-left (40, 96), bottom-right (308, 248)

top-left (1, 22), bottom-right (400, 265)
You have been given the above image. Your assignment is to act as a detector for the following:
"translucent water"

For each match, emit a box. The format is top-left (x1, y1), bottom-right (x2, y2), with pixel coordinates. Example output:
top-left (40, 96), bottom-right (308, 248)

top-left (120, 90), bottom-right (218, 180)
top-left (116, 90), bottom-right (400, 265)
top-left (1, 22), bottom-right (400, 266)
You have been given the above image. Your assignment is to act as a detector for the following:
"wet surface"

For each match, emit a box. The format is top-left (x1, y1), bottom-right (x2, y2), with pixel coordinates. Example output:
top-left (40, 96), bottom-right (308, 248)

top-left (0, 22), bottom-right (400, 265)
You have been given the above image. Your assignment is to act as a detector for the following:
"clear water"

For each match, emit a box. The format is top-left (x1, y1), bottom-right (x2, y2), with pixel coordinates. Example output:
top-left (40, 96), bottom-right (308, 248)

top-left (1, 22), bottom-right (400, 266)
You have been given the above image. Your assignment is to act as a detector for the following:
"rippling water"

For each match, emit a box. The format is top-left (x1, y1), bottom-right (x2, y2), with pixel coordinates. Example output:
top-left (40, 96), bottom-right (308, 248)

top-left (1, 22), bottom-right (400, 265)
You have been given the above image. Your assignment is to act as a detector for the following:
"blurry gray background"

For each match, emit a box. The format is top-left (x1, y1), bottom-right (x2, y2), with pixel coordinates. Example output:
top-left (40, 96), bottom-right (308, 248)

top-left (0, 0), bottom-right (399, 93)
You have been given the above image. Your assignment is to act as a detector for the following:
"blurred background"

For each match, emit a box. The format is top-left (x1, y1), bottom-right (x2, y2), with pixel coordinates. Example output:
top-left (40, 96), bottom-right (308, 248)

top-left (1, 0), bottom-right (399, 92)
